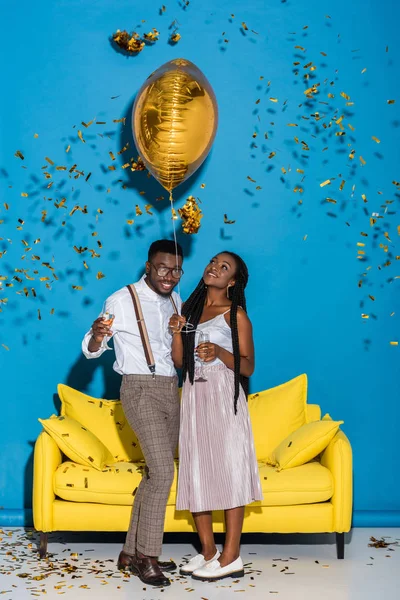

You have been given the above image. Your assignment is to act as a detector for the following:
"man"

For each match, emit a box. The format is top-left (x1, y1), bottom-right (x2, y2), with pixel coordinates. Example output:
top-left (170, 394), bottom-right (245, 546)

top-left (82, 239), bottom-right (183, 587)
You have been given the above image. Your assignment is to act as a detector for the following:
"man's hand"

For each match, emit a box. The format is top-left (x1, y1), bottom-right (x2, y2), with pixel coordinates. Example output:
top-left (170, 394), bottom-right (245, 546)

top-left (91, 317), bottom-right (113, 343)
top-left (169, 314), bottom-right (187, 335)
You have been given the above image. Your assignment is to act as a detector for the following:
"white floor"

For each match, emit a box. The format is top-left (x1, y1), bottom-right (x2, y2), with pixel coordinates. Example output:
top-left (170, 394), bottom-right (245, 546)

top-left (0, 528), bottom-right (398, 599)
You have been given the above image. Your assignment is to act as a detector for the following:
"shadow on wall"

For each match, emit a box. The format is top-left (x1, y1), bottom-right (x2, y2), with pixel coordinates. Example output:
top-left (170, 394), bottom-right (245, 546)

top-left (66, 345), bottom-right (122, 400)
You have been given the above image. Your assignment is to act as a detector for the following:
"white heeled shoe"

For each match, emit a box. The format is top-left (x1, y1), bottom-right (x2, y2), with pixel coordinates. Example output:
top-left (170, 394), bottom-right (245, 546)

top-left (180, 550), bottom-right (221, 575)
top-left (192, 556), bottom-right (244, 581)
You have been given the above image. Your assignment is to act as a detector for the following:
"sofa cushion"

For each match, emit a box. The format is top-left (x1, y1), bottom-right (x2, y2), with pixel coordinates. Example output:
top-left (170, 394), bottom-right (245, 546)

top-left (39, 415), bottom-right (114, 471)
top-left (267, 420), bottom-right (344, 471)
top-left (258, 461), bottom-right (333, 506)
top-left (54, 460), bottom-right (179, 506)
top-left (58, 384), bottom-right (143, 462)
top-left (306, 404), bottom-right (321, 423)
top-left (248, 374), bottom-right (308, 460)
top-left (54, 458), bottom-right (332, 508)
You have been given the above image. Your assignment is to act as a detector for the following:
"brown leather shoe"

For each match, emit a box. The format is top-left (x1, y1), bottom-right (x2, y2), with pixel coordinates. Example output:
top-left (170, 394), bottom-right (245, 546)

top-left (117, 550), bottom-right (135, 571)
top-left (117, 551), bottom-right (171, 587)
top-left (117, 551), bottom-right (176, 574)
top-left (157, 559), bottom-right (177, 573)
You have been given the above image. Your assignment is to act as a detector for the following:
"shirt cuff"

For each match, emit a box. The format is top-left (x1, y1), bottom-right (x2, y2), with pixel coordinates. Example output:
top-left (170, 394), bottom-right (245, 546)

top-left (81, 332), bottom-right (106, 359)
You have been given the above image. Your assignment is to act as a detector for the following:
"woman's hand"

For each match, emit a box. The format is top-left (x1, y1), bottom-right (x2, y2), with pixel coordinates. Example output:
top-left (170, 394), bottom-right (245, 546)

top-left (196, 342), bottom-right (221, 363)
top-left (169, 313), bottom-right (187, 334)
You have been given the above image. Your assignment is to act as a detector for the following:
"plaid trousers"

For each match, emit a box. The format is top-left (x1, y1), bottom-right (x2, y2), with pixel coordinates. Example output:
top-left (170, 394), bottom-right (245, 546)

top-left (120, 373), bottom-right (180, 557)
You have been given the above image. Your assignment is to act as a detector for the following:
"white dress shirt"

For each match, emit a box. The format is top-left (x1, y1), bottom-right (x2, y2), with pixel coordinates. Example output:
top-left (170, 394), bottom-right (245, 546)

top-left (82, 275), bottom-right (182, 376)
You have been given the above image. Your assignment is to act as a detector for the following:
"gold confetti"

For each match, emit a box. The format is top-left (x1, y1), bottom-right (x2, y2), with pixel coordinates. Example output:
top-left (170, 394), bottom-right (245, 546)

top-left (66, 145), bottom-right (71, 153)
top-left (224, 214), bottom-right (236, 224)
top-left (372, 136), bottom-right (381, 144)
top-left (130, 156), bottom-right (146, 172)
top-left (21, 192), bottom-right (28, 197)
top-left (269, 97), bottom-right (278, 103)
top-left (387, 99), bottom-right (395, 104)
top-left (143, 28), bottom-right (160, 42)
top-left (126, 219), bottom-right (134, 225)
top-left (72, 285), bottom-right (83, 290)
top-left (78, 130), bottom-right (85, 143)
top-left (369, 536), bottom-right (399, 548)
top-left (145, 204), bottom-right (153, 215)
top-left (320, 179), bottom-right (331, 187)
top-left (178, 196), bottom-right (203, 234)
top-left (170, 32), bottom-right (181, 43)
top-left (14, 150), bottom-right (24, 160)
top-left (112, 30), bottom-right (145, 53)
top-left (1, 344), bottom-right (9, 351)
top-left (390, 341), bottom-right (398, 346)
top-left (360, 156), bottom-right (366, 165)
top-left (96, 272), bottom-right (105, 280)
top-left (73, 246), bottom-right (88, 254)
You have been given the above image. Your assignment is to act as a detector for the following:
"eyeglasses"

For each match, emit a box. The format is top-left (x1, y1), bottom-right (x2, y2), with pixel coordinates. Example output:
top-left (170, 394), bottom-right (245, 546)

top-left (150, 263), bottom-right (184, 279)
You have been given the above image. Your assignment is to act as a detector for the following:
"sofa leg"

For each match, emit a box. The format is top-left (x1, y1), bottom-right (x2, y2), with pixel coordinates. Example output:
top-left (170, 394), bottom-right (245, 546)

top-left (336, 532), bottom-right (345, 559)
top-left (39, 532), bottom-right (48, 559)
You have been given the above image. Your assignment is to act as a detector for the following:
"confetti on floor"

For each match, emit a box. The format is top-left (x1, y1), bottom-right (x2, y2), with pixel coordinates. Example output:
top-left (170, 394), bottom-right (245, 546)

top-left (0, 528), bottom-right (399, 599)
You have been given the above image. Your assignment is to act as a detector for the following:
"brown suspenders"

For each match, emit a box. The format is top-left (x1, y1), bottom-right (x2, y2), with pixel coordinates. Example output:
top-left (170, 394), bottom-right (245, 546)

top-left (126, 284), bottom-right (178, 378)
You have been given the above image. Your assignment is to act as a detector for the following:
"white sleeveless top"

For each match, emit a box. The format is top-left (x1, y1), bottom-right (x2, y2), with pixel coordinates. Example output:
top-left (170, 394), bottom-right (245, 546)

top-left (195, 309), bottom-right (232, 366)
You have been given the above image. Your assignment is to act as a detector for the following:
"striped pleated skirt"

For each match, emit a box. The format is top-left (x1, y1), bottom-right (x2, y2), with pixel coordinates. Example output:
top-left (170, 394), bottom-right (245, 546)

top-left (176, 363), bottom-right (263, 512)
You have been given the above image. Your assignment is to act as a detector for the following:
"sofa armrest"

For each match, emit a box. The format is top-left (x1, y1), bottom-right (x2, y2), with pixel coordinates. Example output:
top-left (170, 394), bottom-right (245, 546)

top-left (320, 429), bottom-right (353, 532)
top-left (33, 430), bottom-right (62, 532)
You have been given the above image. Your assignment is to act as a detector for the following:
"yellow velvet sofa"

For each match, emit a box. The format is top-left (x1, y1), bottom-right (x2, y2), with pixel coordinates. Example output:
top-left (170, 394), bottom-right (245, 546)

top-left (33, 375), bottom-right (352, 559)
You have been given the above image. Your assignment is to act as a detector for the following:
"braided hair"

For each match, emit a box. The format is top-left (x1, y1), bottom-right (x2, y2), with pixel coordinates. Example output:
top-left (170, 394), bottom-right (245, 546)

top-left (181, 252), bottom-right (249, 414)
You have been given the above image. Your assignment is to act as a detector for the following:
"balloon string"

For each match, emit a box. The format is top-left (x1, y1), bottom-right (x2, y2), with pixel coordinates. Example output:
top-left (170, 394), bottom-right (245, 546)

top-left (170, 190), bottom-right (181, 305)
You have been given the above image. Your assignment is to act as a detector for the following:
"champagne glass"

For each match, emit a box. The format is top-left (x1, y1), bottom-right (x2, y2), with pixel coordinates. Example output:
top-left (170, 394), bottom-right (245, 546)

top-left (195, 331), bottom-right (210, 382)
top-left (101, 312), bottom-right (114, 350)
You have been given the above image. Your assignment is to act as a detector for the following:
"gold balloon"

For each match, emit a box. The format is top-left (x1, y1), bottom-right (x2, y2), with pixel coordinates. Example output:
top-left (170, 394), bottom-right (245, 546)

top-left (132, 59), bottom-right (218, 192)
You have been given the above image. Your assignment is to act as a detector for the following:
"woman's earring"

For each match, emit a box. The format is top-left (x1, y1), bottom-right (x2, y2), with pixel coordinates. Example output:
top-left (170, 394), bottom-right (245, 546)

top-left (226, 284), bottom-right (231, 299)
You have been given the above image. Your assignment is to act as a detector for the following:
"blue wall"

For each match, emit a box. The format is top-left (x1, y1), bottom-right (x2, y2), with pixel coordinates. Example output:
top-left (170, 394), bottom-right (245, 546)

top-left (1, 0), bottom-right (399, 527)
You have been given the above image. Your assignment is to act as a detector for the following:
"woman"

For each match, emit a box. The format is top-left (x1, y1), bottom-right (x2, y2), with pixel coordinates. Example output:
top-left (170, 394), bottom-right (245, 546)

top-left (169, 251), bottom-right (262, 582)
